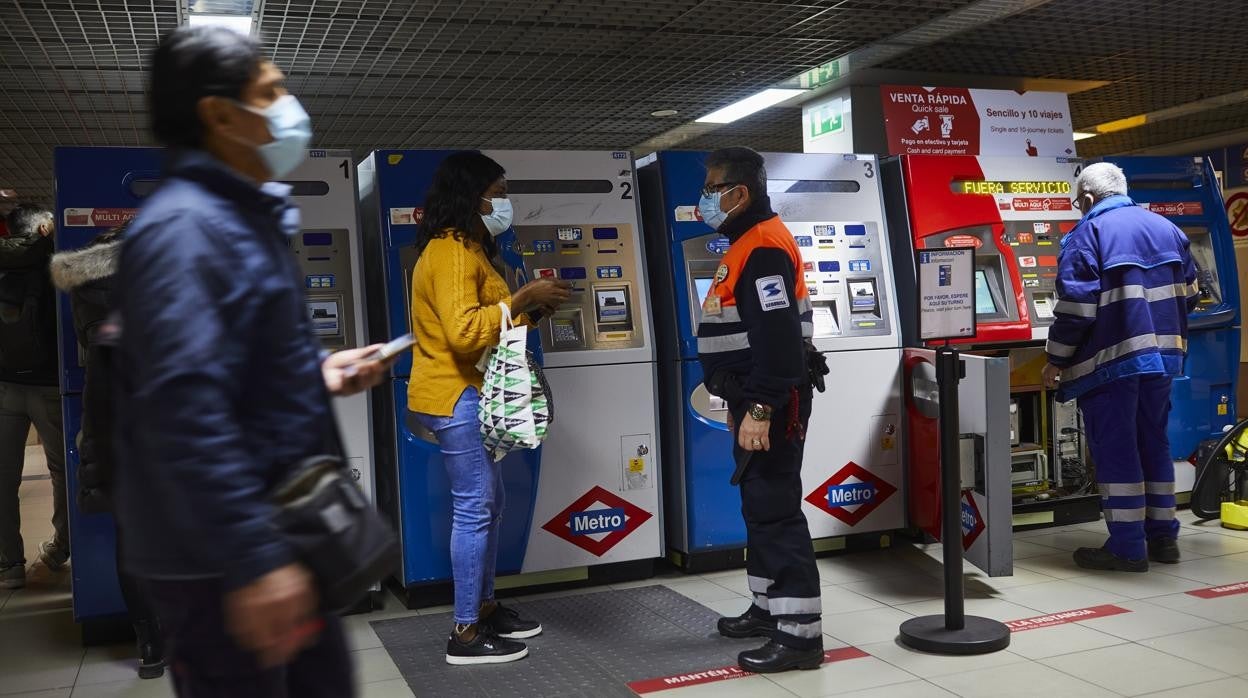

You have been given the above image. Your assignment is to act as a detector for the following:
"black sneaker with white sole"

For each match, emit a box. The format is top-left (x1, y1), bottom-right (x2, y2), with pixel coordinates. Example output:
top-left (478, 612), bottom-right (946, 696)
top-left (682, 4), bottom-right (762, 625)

top-left (445, 629), bottom-right (529, 666)
top-left (479, 603), bottom-right (543, 640)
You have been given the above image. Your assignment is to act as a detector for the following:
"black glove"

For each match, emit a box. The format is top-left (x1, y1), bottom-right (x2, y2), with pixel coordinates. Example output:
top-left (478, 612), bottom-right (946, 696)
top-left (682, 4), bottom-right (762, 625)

top-left (805, 341), bottom-right (829, 393)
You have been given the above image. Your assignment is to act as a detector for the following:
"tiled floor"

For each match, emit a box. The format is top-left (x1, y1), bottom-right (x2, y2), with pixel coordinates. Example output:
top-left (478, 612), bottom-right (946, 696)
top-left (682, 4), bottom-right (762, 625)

top-left (5, 450), bottom-right (1248, 697)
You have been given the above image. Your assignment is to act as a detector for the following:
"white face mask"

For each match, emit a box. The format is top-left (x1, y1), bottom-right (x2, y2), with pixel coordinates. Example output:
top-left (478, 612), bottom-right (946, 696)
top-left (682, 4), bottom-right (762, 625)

top-left (480, 197), bottom-right (513, 237)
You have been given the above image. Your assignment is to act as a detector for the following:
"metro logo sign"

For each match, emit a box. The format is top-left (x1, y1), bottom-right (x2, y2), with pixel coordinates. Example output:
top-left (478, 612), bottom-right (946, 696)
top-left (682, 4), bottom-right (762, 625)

top-left (961, 491), bottom-right (986, 550)
top-left (542, 486), bottom-right (652, 557)
top-left (805, 462), bottom-right (897, 527)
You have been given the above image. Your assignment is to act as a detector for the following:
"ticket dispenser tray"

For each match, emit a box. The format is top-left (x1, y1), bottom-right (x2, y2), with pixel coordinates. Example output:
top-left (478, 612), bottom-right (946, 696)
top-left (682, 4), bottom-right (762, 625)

top-left (593, 283), bottom-right (635, 340)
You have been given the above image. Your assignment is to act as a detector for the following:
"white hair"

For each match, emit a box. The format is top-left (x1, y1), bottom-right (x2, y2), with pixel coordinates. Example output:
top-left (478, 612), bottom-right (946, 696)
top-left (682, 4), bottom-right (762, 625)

top-left (1076, 163), bottom-right (1128, 201)
top-left (6, 206), bottom-right (53, 238)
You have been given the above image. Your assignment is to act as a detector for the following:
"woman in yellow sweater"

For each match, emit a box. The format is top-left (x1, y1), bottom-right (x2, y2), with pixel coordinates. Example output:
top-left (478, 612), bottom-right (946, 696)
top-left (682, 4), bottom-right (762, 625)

top-left (407, 151), bottom-right (569, 666)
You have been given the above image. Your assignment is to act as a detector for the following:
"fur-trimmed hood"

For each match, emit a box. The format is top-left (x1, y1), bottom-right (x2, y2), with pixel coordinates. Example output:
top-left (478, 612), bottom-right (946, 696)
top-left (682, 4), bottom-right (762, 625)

top-left (50, 240), bottom-right (121, 292)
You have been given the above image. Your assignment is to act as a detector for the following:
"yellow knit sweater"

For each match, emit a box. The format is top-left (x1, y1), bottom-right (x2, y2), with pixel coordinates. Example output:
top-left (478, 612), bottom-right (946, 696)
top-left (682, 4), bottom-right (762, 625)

top-left (407, 235), bottom-right (518, 417)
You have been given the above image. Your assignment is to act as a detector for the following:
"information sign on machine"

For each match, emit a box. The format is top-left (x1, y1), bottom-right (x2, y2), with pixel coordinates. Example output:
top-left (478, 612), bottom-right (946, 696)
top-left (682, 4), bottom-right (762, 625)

top-left (916, 247), bottom-right (976, 341)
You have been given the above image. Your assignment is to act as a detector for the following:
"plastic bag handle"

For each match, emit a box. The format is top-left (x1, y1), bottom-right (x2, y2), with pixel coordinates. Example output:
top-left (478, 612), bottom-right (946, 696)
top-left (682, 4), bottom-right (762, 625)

top-left (498, 302), bottom-right (515, 334)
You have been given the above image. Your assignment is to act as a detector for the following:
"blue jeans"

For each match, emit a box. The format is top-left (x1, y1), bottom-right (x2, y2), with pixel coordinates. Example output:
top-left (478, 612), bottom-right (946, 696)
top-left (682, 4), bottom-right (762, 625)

top-left (1080, 374), bottom-right (1180, 560)
top-left (412, 387), bottom-right (504, 625)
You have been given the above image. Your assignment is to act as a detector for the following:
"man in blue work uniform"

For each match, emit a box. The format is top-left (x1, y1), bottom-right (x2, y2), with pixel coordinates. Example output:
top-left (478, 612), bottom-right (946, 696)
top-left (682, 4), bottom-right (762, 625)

top-left (1043, 162), bottom-right (1199, 572)
top-left (696, 147), bottom-right (824, 673)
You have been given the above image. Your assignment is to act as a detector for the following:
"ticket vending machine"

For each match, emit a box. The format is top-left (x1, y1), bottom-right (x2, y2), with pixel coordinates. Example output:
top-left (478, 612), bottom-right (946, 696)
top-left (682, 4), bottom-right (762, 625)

top-left (638, 151), bottom-right (904, 571)
top-left (53, 147), bottom-right (160, 632)
top-left (1103, 156), bottom-right (1240, 495)
top-left (53, 147), bottom-right (378, 632)
top-left (358, 150), bottom-right (661, 606)
top-left (884, 155), bottom-right (1099, 535)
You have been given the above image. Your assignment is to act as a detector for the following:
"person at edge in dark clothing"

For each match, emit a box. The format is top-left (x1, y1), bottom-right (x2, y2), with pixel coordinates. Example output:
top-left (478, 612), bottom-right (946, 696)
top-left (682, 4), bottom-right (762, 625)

top-left (695, 147), bottom-right (824, 673)
top-left (0, 205), bottom-right (68, 591)
top-left (50, 223), bottom-right (165, 679)
top-left (113, 26), bottom-right (389, 697)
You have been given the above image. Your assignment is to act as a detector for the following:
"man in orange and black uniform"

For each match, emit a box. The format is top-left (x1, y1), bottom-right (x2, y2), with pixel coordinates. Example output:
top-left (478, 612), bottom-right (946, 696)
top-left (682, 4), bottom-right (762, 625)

top-left (696, 147), bottom-right (823, 673)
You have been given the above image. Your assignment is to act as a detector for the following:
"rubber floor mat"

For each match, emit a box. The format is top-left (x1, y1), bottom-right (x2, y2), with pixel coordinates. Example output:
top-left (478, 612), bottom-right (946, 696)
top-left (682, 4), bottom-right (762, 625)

top-left (371, 585), bottom-right (758, 697)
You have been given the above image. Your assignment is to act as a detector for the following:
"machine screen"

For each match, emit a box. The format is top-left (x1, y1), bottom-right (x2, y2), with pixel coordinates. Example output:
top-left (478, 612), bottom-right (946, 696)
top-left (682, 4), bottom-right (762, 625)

top-left (975, 270), bottom-right (999, 314)
top-left (1183, 226), bottom-right (1220, 308)
top-left (303, 232), bottom-right (333, 247)
top-left (595, 287), bottom-right (630, 324)
top-left (694, 277), bottom-right (714, 304)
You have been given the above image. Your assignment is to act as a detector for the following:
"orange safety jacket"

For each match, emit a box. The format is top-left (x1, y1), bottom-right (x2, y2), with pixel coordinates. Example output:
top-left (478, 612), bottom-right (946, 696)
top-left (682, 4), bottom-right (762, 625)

top-left (696, 198), bottom-right (813, 409)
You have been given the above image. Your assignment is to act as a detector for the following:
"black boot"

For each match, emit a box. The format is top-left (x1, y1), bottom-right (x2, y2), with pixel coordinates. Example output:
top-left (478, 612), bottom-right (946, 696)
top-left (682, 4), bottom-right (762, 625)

top-left (133, 620), bottom-right (166, 680)
top-left (738, 640), bottom-right (824, 673)
top-left (717, 605), bottom-right (777, 640)
top-left (1073, 546), bottom-right (1148, 572)
top-left (1148, 537), bottom-right (1180, 564)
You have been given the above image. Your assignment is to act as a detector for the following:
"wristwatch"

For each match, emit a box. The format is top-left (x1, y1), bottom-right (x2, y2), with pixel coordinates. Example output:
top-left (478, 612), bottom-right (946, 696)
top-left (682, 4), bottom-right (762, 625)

top-left (748, 402), bottom-right (773, 421)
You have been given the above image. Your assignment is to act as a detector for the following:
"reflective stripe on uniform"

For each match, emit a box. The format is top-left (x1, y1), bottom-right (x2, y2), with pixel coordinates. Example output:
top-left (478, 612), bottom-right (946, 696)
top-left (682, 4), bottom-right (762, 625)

top-left (1147, 506), bottom-right (1176, 520)
top-left (753, 594), bottom-right (769, 612)
top-left (699, 306), bottom-right (742, 324)
top-left (1064, 334), bottom-right (1186, 380)
top-left (697, 332), bottom-right (751, 354)
top-left (748, 575), bottom-right (773, 595)
top-left (1047, 339), bottom-right (1078, 358)
top-left (1099, 482), bottom-right (1146, 497)
top-left (1104, 507), bottom-right (1146, 523)
top-left (776, 620), bottom-right (822, 639)
top-left (1055, 299), bottom-right (1097, 318)
top-left (1145, 481), bottom-right (1175, 495)
top-left (801, 321), bottom-right (814, 337)
top-left (797, 298), bottom-right (812, 314)
top-left (1100, 283), bottom-right (1190, 307)
top-left (768, 596), bottom-right (822, 616)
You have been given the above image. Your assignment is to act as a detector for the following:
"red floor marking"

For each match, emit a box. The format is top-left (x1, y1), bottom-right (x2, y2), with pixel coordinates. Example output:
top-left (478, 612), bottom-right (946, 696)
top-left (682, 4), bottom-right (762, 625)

top-left (1186, 580), bottom-right (1248, 599)
top-left (627, 646), bottom-right (869, 694)
top-left (1004, 604), bottom-right (1132, 632)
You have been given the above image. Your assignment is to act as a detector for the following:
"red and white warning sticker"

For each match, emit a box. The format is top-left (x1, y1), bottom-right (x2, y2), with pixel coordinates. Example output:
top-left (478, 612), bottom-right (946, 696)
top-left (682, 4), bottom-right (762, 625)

top-left (1004, 604), bottom-right (1131, 632)
top-left (1186, 580), bottom-right (1248, 599)
top-left (626, 647), bottom-right (868, 694)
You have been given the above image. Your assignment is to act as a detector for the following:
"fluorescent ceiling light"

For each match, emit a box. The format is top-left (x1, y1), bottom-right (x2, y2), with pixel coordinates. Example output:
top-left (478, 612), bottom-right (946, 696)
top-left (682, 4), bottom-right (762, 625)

top-left (696, 88), bottom-right (805, 124)
top-left (1072, 132), bottom-right (1097, 141)
top-left (188, 14), bottom-right (254, 35)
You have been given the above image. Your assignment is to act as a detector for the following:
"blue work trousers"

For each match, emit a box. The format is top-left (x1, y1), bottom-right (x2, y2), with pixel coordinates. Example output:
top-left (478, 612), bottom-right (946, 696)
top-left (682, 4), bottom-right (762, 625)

top-left (1079, 374), bottom-right (1180, 560)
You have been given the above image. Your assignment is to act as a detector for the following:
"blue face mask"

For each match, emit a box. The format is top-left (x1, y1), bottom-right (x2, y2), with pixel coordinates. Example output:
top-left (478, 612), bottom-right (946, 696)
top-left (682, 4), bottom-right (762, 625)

top-left (480, 197), bottom-right (513, 237)
top-left (236, 95), bottom-right (313, 179)
top-left (697, 187), bottom-right (741, 230)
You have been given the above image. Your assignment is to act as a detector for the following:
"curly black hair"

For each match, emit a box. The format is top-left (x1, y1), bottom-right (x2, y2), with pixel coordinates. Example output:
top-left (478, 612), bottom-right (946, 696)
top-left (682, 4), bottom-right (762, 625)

top-left (415, 151), bottom-right (505, 258)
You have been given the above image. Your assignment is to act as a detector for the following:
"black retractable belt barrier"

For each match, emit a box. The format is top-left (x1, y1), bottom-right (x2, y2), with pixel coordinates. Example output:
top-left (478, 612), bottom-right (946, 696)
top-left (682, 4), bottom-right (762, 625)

top-left (898, 346), bottom-right (1011, 655)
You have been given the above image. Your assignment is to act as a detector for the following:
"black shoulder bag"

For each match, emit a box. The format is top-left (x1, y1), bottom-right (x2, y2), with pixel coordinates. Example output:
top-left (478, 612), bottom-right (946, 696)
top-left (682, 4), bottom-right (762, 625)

top-left (270, 415), bottom-right (399, 613)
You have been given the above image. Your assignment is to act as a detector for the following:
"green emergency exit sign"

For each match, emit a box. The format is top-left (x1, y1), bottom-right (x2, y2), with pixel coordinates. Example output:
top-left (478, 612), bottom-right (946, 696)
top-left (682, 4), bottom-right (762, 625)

top-left (799, 59), bottom-right (842, 89)
top-left (809, 100), bottom-right (844, 139)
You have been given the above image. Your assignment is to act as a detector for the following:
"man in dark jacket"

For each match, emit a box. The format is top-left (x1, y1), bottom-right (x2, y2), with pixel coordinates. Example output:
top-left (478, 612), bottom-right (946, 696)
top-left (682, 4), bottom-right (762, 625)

top-left (696, 147), bottom-right (823, 673)
top-left (0, 205), bottom-right (68, 590)
top-left (115, 27), bottom-right (387, 697)
top-left (51, 225), bottom-right (165, 679)
top-left (1043, 162), bottom-right (1199, 573)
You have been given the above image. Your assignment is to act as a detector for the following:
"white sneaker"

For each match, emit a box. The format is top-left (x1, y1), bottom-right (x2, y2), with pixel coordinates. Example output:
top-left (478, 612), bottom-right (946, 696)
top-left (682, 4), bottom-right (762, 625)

top-left (38, 540), bottom-right (69, 571)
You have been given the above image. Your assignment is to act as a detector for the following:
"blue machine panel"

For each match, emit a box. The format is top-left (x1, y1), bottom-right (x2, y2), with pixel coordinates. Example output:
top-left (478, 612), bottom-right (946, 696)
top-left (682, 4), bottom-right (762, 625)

top-left (638, 151), bottom-right (751, 553)
top-left (390, 380), bottom-right (538, 584)
top-left (62, 395), bottom-right (126, 621)
top-left (1106, 156), bottom-right (1241, 459)
top-left (53, 147), bottom-right (163, 622)
top-left (362, 150), bottom-right (543, 587)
